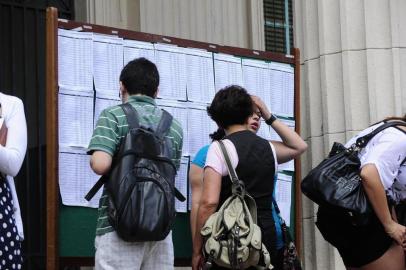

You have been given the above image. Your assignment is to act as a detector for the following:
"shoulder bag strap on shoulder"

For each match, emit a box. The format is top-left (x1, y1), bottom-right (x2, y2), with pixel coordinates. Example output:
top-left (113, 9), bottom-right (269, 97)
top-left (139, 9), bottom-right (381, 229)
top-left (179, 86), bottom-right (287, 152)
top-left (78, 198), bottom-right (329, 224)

top-left (218, 140), bottom-right (240, 185)
top-left (120, 103), bottom-right (140, 129)
top-left (356, 121), bottom-right (406, 148)
top-left (155, 109), bottom-right (173, 139)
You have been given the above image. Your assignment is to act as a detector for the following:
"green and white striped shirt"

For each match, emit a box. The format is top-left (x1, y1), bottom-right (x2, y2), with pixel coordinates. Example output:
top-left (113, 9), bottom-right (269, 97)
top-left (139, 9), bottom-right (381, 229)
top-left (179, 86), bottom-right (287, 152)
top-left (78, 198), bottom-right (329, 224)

top-left (88, 95), bottom-right (183, 236)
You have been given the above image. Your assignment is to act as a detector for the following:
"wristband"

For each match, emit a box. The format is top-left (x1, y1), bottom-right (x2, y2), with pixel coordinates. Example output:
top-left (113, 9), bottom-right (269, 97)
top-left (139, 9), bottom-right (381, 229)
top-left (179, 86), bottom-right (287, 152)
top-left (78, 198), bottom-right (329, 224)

top-left (265, 114), bottom-right (277, 125)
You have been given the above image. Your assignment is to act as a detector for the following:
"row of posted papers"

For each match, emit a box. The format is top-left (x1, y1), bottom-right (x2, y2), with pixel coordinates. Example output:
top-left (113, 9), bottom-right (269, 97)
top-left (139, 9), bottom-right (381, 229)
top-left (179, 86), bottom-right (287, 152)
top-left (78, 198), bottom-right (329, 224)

top-left (57, 28), bottom-right (295, 224)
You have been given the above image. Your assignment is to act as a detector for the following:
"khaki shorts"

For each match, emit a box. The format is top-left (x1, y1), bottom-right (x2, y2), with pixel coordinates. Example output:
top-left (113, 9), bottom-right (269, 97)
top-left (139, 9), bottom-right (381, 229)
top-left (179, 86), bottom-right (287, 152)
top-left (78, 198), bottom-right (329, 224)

top-left (95, 231), bottom-right (174, 270)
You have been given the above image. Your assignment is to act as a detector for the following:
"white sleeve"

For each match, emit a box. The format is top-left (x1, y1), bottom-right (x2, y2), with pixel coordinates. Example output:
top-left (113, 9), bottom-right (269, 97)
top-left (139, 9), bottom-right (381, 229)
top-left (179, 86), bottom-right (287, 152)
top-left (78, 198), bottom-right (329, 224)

top-left (269, 142), bottom-right (278, 172)
top-left (204, 140), bottom-right (239, 176)
top-left (0, 98), bottom-right (27, 177)
top-left (361, 132), bottom-right (406, 190)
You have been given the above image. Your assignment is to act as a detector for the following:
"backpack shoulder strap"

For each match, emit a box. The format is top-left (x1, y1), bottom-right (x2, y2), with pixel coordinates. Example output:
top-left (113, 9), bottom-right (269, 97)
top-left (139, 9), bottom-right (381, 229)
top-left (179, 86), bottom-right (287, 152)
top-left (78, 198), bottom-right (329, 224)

top-left (356, 121), bottom-right (406, 148)
top-left (120, 103), bottom-right (139, 129)
top-left (218, 140), bottom-right (239, 184)
top-left (155, 109), bottom-right (173, 139)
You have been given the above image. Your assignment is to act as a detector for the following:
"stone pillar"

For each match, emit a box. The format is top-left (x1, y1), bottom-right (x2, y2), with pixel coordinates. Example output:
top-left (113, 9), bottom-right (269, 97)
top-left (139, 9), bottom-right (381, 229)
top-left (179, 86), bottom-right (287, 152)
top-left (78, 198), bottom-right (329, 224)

top-left (294, 0), bottom-right (406, 269)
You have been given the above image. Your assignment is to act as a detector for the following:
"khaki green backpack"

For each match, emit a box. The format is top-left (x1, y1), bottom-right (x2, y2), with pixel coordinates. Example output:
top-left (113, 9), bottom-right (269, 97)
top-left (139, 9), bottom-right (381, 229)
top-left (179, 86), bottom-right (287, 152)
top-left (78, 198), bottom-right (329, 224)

top-left (201, 141), bottom-right (273, 269)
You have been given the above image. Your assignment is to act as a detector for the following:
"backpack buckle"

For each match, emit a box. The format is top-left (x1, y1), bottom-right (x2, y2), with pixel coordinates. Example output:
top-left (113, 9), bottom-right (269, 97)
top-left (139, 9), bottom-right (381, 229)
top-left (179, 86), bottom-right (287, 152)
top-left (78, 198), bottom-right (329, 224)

top-left (232, 180), bottom-right (245, 197)
top-left (203, 252), bottom-right (214, 270)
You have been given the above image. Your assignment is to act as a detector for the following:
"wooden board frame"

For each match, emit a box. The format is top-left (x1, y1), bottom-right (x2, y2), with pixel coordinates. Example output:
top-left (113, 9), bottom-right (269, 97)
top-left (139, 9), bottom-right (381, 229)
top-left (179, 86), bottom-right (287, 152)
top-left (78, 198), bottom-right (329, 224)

top-left (46, 7), bottom-right (302, 269)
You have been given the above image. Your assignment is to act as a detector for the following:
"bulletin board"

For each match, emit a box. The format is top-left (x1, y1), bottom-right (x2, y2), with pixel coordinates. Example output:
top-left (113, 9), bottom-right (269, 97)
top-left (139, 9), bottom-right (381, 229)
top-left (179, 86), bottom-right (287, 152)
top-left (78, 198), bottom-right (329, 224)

top-left (45, 7), bottom-right (302, 270)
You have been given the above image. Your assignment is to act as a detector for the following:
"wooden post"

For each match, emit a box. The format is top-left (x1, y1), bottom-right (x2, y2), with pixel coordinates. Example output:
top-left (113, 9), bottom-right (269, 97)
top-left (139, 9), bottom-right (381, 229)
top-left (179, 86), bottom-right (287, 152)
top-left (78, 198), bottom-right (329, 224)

top-left (46, 7), bottom-right (59, 270)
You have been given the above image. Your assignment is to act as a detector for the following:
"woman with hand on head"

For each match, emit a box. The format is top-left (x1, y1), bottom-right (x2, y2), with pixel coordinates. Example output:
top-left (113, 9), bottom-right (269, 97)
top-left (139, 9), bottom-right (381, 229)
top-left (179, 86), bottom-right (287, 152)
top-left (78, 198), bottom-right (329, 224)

top-left (191, 85), bottom-right (307, 270)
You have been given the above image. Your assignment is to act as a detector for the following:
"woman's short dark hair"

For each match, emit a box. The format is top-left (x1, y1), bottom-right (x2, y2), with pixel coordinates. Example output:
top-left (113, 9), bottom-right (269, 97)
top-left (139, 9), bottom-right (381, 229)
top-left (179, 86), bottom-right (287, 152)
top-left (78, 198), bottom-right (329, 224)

top-left (119, 57), bottom-right (159, 97)
top-left (209, 128), bottom-right (225, 141)
top-left (207, 85), bottom-right (253, 129)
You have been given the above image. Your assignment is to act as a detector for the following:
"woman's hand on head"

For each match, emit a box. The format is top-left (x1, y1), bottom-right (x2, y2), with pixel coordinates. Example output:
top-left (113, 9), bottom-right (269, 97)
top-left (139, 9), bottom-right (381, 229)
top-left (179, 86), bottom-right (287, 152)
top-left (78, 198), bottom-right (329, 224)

top-left (251, 95), bottom-right (271, 120)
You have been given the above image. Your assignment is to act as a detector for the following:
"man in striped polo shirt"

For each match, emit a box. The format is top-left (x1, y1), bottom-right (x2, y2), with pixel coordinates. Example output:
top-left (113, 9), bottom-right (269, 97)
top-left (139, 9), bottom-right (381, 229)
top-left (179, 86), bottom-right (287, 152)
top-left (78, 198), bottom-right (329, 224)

top-left (88, 58), bottom-right (183, 270)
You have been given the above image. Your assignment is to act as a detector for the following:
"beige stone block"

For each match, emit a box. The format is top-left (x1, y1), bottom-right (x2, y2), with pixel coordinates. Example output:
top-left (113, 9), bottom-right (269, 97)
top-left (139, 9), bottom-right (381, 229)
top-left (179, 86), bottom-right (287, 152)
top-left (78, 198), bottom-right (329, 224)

top-left (209, 0), bottom-right (224, 44)
top-left (162, 0), bottom-right (176, 36)
top-left (300, 138), bottom-right (310, 172)
top-left (391, 48), bottom-right (403, 116)
top-left (389, 0), bottom-right (400, 48)
top-left (339, 0), bottom-right (366, 51)
top-left (300, 64), bottom-right (310, 140)
top-left (309, 135), bottom-right (325, 168)
top-left (318, 0), bottom-right (342, 55)
top-left (364, 0), bottom-right (392, 48)
top-left (323, 132), bottom-right (346, 155)
top-left (247, 0), bottom-right (265, 50)
top-left (304, 59), bottom-right (324, 137)
top-left (302, 0), bottom-right (320, 61)
top-left (177, 0), bottom-right (192, 40)
top-left (141, 0), bottom-right (163, 35)
top-left (302, 217), bottom-right (317, 270)
top-left (397, 1), bottom-right (406, 47)
top-left (302, 194), bottom-right (318, 219)
top-left (400, 49), bottom-right (406, 114)
top-left (333, 249), bottom-right (346, 270)
top-left (365, 49), bottom-right (396, 121)
top-left (341, 50), bottom-right (370, 130)
top-left (302, 216), bottom-right (342, 270)
top-left (320, 54), bottom-right (346, 134)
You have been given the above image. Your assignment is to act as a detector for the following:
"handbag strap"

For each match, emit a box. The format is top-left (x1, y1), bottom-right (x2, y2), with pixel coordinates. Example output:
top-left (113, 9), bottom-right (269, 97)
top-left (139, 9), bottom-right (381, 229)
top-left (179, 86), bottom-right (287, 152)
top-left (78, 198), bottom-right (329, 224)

top-left (272, 198), bottom-right (291, 241)
top-left (355, 121), bottom-right (406, 148)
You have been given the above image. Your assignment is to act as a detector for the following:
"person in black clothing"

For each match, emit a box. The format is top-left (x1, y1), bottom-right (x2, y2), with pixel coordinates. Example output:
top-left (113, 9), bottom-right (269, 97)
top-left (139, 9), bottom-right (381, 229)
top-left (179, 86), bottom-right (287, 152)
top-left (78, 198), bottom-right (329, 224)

top-left (191, 85), bottom-right (307, 270)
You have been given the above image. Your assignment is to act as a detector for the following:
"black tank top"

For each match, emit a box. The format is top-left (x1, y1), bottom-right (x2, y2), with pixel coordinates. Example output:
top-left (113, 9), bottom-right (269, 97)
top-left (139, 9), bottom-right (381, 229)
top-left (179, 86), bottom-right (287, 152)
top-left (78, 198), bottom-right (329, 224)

top-left (219, 130), bottom-right (276, 209)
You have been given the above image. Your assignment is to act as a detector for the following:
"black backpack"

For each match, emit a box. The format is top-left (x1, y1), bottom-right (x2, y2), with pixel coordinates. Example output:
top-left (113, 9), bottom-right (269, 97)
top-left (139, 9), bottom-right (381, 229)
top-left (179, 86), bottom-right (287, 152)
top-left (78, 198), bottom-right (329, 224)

top-left (86, 103), bottom-right (185, 242)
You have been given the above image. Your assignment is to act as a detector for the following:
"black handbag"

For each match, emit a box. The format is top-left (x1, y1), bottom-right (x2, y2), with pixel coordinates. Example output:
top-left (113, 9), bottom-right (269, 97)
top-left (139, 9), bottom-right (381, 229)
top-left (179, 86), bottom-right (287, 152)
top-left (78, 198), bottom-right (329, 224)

top-left (301, 121), bottom-right (406, 226)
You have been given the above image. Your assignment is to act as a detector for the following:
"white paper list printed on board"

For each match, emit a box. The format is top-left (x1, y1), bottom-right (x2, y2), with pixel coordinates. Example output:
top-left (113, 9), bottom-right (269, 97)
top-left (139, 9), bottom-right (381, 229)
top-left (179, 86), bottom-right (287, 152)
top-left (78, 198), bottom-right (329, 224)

top-left (59, 147), bottom-right (102, 208)
top-left (154, 44), bottom-right (187, 101)
top-left (58, 93), bottom-right (94, 148)
top-left (184, 48), bottom-right (215, 103)
top-left (242, 59), bottom-right (272, 111)
top-left (175, 157), bottom-right (189, 213)
top-left (93, 34), bottom-right (124, 99)
top-left (275, 172), bottom-right (293, 226)
top-left (214, 53), bottom-right (243, 91)
top-left (123, 39), bottom-right (155, 65)
top-left (269, 63), bottom-right (294, 118)
top-left (58, 29), bottom-right (93, 92)
top-left (188, 104), bottom-right (217, 158)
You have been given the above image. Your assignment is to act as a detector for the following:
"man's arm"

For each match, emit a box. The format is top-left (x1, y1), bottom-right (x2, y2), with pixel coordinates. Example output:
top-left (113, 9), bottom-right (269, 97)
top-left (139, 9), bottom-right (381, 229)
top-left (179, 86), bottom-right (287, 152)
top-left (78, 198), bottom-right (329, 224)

top-left (90, 151), bottom-right (112, 175)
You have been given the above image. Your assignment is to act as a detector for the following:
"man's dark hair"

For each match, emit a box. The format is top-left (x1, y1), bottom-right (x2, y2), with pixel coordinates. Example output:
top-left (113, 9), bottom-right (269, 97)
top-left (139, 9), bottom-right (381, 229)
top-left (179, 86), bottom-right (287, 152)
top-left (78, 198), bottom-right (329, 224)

top-left (207, 85), bottom-right (253, 129)
top-left (119, 57), bottom-right (159, 97)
